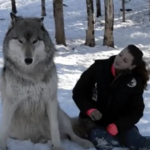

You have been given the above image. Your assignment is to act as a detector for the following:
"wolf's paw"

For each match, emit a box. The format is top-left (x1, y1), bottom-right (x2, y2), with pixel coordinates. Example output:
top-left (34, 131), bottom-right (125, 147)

top-left (0, 138), bottom-right (7, 150)
top-left (0, 147), bottom-right (7, 150)
top-left (51, 145), bottom-right (65, 150)
top-left (0, 144), bottom-right (7, 150)
top-left (39, 138), bottom-right (48, 143)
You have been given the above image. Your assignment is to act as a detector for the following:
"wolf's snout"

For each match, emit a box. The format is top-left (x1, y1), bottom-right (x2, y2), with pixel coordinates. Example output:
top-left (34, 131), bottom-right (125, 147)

top-left (24, 58), bottom-right (33, 65)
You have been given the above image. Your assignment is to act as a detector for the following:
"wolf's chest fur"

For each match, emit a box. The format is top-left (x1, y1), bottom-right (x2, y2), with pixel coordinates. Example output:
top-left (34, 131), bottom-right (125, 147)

top-left (2, 72), bottom-right (56, 116)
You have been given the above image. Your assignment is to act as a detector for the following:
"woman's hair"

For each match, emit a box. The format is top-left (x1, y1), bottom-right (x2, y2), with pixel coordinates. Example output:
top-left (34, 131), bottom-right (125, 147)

top-left (127, 44), bottom-right (149, 89)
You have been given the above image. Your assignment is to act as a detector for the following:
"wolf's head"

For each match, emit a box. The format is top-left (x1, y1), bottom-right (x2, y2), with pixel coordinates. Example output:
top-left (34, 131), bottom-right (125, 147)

top-left (3, 13), bottom-right (55, 74)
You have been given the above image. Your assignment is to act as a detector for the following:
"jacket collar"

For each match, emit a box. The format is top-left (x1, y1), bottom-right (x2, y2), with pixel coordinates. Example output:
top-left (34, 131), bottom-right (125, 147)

top-left (109, 55), bottom-right (132, 77)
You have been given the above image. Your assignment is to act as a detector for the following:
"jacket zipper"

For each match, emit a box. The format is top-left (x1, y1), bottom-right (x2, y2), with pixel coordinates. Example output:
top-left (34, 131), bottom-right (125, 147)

top-left (107, 73), bottom-right (123, 108)
top-left (110, 73), bottom-right (122, 87)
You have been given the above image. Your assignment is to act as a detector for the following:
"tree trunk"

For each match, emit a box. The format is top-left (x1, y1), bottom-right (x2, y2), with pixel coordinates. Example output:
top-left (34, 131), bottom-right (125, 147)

top-left (122, 0), bottom-right (125, 22)
top-left (103, 0), bottom-right (114, 48)
top-left (149, 0), bottom-right (150, 21)
top-left (96, 0), bottom-right (101, 17)
top-left (11, 0), bottom-right (17, 14)
top-left (53, 0), bottom-right (66, 46)
top-left (41, 0), bottom-right (46, 16)
top-left (85, 0), bottom-right (95, 47)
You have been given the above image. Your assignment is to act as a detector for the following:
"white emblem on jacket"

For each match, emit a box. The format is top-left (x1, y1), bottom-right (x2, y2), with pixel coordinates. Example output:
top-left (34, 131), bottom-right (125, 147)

top-left (92, 83), bottom-right (98, 101)
top-left (127, 78), bottom-right (137, 87)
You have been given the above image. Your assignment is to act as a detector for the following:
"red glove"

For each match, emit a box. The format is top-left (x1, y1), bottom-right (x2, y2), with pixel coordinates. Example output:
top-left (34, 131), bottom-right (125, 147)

top-left (107, 123), bottom-right (118, 136)
top-left (86, 109), bottom-right (102, 121)
top-left (86, 109), bottom-right (97, 116)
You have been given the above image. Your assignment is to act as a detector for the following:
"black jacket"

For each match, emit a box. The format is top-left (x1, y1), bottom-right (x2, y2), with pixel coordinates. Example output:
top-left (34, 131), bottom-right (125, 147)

top-left (72, 56), bottom-right (145, 133)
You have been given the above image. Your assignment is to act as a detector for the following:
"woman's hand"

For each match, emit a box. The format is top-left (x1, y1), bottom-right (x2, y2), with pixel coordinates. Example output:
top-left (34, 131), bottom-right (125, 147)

top-left (87, 109), bottom-right (103, 121)
top-left (107, 123), bottom-right (118, 136)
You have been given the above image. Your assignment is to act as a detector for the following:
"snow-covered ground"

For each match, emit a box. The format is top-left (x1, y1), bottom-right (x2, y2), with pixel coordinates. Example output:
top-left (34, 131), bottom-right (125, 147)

top-left (0, 0), bottom-right (150, 149)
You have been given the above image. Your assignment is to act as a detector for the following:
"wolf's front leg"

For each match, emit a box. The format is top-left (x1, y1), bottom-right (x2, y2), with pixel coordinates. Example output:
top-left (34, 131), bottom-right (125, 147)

top-left (46, 95), bottom-right (64, 150)
top-left (0, 101), bottom-right (17, 150)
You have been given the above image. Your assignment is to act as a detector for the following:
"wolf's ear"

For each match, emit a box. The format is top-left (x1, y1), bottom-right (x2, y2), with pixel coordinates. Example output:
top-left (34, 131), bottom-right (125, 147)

top-left (40, 17), bottom-right (44, 26)
top-left (9, 12), bottom-right (18, 29)
top-left (40, 17), bottom-right (44, 22)
top-left (10, 12), bottom-right (17, 22)
top-left (36, 17), bottom-right (44, 27)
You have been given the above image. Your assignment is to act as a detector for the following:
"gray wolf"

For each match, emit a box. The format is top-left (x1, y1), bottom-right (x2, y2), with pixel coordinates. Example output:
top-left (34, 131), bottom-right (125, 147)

top-left (0, 13), bottom-right (94, 150)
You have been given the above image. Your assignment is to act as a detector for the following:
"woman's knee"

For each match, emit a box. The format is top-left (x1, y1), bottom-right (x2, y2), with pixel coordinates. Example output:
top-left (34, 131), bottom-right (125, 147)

top-left (120, 127), bottom-right (149, 150)
top-left (89, 128), bottom-right (121, 149)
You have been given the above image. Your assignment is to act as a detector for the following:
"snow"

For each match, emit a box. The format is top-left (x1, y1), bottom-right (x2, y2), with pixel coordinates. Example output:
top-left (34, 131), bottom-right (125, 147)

top-left (0, 0), bottom-right (150, 150)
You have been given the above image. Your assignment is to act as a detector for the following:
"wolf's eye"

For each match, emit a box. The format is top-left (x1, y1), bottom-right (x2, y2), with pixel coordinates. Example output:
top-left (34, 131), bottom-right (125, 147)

top-left (18, 39), bottom-right (23, 44)
top-left (33, 39), bottom-right (38, 44)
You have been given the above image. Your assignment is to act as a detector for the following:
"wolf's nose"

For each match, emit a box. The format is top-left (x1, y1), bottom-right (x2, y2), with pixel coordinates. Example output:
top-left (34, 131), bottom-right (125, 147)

top-left (24, 58), bottom-right (33, 65)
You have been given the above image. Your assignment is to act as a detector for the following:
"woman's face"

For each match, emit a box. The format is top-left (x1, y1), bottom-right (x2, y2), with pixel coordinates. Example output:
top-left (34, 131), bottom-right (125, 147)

top-left (113, 48), bottom-right (136, 70)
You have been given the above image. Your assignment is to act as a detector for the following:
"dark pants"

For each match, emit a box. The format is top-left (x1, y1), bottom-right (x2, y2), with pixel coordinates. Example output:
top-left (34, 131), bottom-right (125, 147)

top-left (89, 126), bottom-right (150, 150)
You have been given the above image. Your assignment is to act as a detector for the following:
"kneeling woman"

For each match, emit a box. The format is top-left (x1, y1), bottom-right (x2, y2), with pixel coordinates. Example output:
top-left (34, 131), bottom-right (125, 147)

top-left (72, 45), bottom-right (150, 150)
